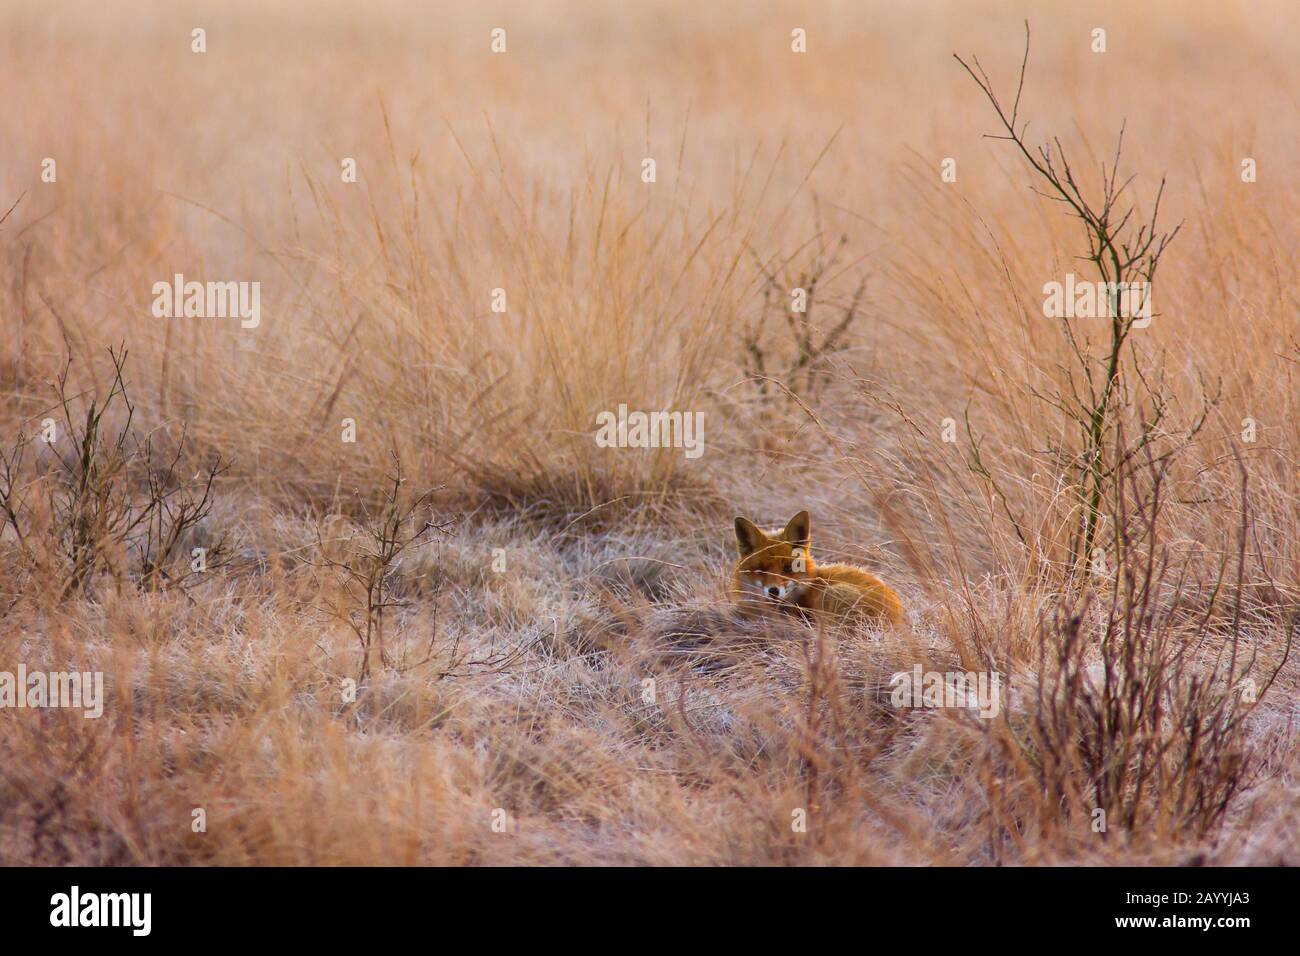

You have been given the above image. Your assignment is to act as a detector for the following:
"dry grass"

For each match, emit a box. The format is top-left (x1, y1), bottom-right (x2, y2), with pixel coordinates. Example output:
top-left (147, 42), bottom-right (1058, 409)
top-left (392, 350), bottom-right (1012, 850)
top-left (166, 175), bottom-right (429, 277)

top-left (1, 0), bottom-right (1297, 865)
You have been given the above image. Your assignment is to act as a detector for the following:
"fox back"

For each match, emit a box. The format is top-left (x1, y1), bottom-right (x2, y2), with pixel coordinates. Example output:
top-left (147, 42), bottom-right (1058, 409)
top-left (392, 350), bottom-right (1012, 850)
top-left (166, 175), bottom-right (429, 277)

top-left (731, 510), bottom-right (903, 626)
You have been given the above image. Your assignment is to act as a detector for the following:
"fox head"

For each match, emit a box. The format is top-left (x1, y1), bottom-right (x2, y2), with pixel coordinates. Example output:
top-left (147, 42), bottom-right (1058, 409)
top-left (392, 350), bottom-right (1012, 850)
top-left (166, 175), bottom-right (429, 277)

top-left (733, 510), bottom-right (814, 605)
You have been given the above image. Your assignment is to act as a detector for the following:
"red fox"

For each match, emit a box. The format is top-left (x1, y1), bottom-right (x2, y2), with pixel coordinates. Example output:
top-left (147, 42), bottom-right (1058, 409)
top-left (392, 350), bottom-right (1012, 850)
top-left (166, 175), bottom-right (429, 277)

top-left (731, 510), bottom-right (904, 626)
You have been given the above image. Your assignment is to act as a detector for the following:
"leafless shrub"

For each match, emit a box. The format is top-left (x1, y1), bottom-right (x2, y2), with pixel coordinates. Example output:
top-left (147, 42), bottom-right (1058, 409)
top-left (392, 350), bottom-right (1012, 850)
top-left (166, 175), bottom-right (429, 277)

top-left (994, 433), bottom-right (1292, 847)
top-left (956, 23), bottom-right (1217, 575)
top-left (312, 450), bottom-right (449, 683)
top-left (133, 423), bottom-right (229, 591)
top-left (744, 213), bottom-right (864, 404)
top-left (0, 347), bottom-right (229, 598)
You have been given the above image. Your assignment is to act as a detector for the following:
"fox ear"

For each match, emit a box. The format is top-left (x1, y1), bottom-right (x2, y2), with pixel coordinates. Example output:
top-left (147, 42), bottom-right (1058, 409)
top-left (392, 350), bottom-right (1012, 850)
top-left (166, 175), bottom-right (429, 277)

top-left (734, 516), bottom-right (766, 557)
top-left (782, 510), bottom-right (811, 548)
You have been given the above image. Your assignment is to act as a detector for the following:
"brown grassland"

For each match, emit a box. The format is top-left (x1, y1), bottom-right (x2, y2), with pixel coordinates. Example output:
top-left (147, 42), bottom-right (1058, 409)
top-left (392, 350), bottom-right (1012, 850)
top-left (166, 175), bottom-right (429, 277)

top-left (0, 0), bottom-right (1297, 865)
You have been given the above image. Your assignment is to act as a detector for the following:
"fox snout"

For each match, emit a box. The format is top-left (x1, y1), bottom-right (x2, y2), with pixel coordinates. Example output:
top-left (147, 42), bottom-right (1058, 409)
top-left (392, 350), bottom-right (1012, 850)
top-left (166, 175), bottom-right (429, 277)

top-left (741, 573), bottom-right (802, 602)
top-left (763, 579), bottom-right (799, 601)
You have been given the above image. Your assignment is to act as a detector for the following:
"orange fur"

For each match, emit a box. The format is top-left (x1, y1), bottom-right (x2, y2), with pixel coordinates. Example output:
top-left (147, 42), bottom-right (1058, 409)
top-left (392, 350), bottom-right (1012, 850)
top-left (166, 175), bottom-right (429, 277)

top-left (730, 510), bottom-right (904, 626)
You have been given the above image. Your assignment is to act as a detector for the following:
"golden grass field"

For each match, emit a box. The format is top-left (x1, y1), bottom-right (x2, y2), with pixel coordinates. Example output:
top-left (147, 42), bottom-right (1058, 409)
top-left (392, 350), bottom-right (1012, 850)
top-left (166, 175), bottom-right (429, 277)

top-left (0, 0), bottom-right (1296, 865)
